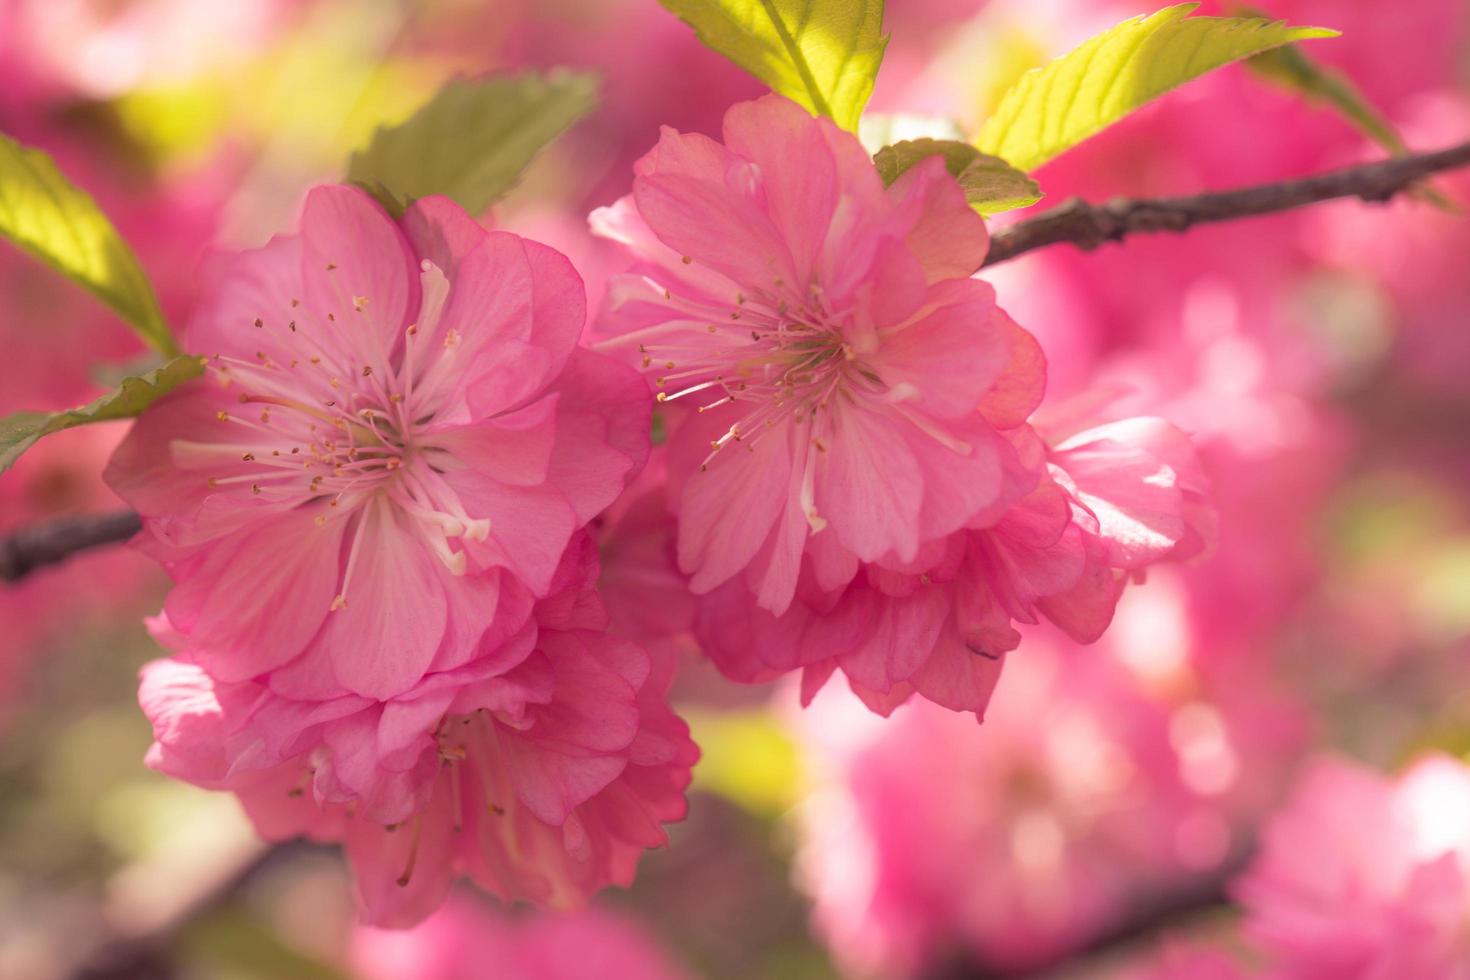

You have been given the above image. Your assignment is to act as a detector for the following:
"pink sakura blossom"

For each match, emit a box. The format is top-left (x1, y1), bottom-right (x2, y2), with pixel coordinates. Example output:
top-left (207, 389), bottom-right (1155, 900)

top-left (593, 450), bottom-right (695, 661)
top-left (593, 93), bottom-right (1014, 615)
top-left (351, 896), bottom-right (692, 980)
top-left (695, 411), bottom-right (1211, 716)
top-left (592, 94), bottom-right (1210, 717)
top-left (789, 585), bottom-right (1305, 978)
top-left (1233, 753), bottom-right (1470, 979)
top-left (139, 546), bottom-right (696, 926)
top-left (106, 185), bottom-right (648, 702)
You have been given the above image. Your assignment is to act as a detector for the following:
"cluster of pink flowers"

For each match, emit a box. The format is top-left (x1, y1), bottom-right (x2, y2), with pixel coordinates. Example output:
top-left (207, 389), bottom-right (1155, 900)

top-left (593, 94), bottom-right (1211, 718)
top-left (789, 573), bottom-right (1307, 977)
top-left (108, 94), bottom-right (1212, 923)
top-left (108, 185), bottom-right (694, 925)
top-left (1232, 753), bottom-right (1470, 978)
top-left (1121, 753), bottom-right (1470, 980)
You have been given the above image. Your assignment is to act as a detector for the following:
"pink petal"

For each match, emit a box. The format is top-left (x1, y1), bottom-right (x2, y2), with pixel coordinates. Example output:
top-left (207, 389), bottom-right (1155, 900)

top-left (544, 349), bottom-right (651, 523)
top-left (632, 126), bottom-right (799, 290)
top-left (163, 507), bottom-right (346, 682)
top-left (313, 500), bottom-right (449, 699)
top-left (345, 792), bottom-right (459, 928)
top-left (400, 194), bottom-right (488, 277)
top-left (837, 588), bottom-right (950, 693)
top-left (887, 153), bottom-right (990, 281)
top-left (721, 95), bottom-right (839, 285)
top-left (814, 408), bottom-right (923, 563)
top-left (674, 408), bottom-right (793, 595)
top-left (300, 185), bottom-right (418, 368)
top-left (431, 396), bottom-right (558, 488)
top-left (909, 629), bottom-right (1006, 717)
top-left (978, 308), bottom-right (1047, 429)
top-left (139, 658), bottom-right (232, 785)
top-left (185, 233), bottom-right (306, 360)
top-left (874, 278), bottom-right (1006, 419)
top-left (453, 476), bottom-right (578, 596)
top-left (1052, 419), bottom-right (1193, 569)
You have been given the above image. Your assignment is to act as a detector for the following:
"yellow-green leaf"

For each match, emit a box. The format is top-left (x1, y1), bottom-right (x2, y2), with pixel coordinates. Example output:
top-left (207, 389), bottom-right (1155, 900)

top-left (658, 0), bottom-right (887, 131)
top-left (976, 3), bottom-right (1338, 173)
top-left (874, 138), bottom-right (1043, 215)
top-left (346, 71), bottom-right (599, 218)
top-left (0, 355), bottom-right (202, 473)
top-left (0, 133), bottom-right (176, 355)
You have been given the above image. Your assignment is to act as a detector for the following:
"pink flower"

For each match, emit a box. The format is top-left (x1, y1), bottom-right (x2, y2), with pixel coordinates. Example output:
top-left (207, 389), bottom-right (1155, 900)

top-left (593, 449), bottom-right (695, 660)
top-left (790, 616), bottom-right (1298, 977)
top-left (350, 896), bottom-right (692, 980)
top-left (106, 185), bottom-right (649, 701)
top-left (593, 93), bottom-right (1023, 615)
top-left (592, 94), bottom-right (1209, 717)
top-left (139, 560), bottom-right (697, 926)
top-left (695, 411), bottom-right (1211, 716)
top-left (1233, 753), bottom-right (1470, 979)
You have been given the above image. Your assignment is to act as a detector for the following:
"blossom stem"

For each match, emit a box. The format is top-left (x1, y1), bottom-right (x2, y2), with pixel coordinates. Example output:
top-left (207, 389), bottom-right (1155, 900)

top-left (0, 511), bottom-right (142, 583)
top-left (982, 139), bottom-right (1470, 268)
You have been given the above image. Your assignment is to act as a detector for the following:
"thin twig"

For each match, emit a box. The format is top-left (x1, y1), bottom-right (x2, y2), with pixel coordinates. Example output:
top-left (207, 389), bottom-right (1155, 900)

top-left (922, 859), bottom-right (1244, 980)
top-left (983, 139), bottom-right (1470, 267)
top-left (0, 510), bottom-right (141, 582)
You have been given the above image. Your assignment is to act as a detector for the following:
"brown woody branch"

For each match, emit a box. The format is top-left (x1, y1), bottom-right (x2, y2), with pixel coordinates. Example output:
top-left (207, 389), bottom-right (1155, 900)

top-left (0, 510), bottom-right (140, 582)
top-left (982, 139), bottom-right (1470, 267)
top-left (2, 142), bottom-right (1469, 585)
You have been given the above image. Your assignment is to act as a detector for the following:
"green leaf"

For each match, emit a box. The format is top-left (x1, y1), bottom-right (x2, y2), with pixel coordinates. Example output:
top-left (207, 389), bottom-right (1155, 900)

top-left (0, 133), bottom-right (176, 355)
top-left (975, 3), bottom-right (1338, 173)
top-left (657, 0), bottom-right (887, 131)
top-left (0, 355), bottom-right (202, 473)
top-left (874, 138), bottom-right (1042, 215)
top-left (346, 71), bottom-right (599, 218)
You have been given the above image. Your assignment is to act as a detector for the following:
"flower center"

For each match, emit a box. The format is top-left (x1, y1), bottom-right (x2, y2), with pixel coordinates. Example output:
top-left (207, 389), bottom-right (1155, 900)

top-left (606, 283), bottom-right (884, 471)
top-left (176, 260), bottom-right (489, 592)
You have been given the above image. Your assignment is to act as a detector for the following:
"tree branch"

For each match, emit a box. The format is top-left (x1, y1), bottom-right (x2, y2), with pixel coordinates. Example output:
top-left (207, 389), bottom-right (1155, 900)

top-left (0, 510), bottom-right (141, 583)
top-left (982, 139), bottom-right (1470, 268)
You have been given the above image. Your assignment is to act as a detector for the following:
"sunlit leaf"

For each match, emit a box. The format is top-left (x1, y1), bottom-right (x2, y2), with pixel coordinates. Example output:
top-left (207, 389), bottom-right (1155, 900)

top-left (658, 0), bottom-right (887, 131)
top-left (684, 707), bottom-right (803, 818)
top-left (976, 3), bottom-right (1338, 173)
top-left (0, 355), bottom-right (202, 473)
top-left (874, 138), bottom-right (1042, 215)
top-left (0, 133), bottom-right (176, 354)
top-left (346, 71), bottom-right (599, 218)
